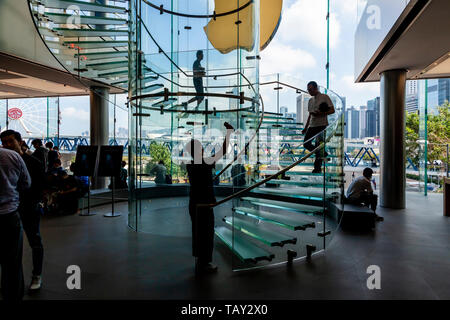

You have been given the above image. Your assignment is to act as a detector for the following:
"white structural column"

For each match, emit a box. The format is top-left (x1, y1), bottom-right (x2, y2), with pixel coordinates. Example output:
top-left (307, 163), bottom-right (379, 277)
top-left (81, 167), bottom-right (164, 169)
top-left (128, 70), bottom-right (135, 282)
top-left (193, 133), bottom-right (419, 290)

top-left (380, 69), bottom-right (407, 209)
top-left (90, 86), bottom-right (110, 189)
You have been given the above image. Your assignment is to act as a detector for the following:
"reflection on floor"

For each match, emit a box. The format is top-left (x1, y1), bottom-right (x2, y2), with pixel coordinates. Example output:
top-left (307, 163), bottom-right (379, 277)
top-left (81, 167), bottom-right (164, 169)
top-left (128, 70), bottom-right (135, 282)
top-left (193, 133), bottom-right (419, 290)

top-left (12, 192), bottom-right (449, 300)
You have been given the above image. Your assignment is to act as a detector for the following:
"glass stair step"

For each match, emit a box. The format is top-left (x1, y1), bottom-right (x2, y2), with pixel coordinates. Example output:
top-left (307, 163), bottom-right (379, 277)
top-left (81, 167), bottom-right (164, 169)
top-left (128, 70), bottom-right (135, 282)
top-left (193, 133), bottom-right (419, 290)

top-left (260, 170), bottom-right (344, 177)
top-left (152, 98), bottom-right (177, 108)
top-left (130, 76), bottom-right (160, 88)
top-left (261, 179), bottom-right (338, 188)
top-left (141, 84), bottom-right (164, 94)
top-left (64, 40), bottom-right (128, 49)
top-left (264, 180), bottom-right (340, 188)
top-left (97, 68), bottom-right (128, 78)
top-left (86, 59), bottom-right (128, 70)
top-left (250, 126), bottom-right (303, 130)
top-left (278, 133), bottom-right (306, 136)
top-left (214, 227), bottom-right (274, 263)
top-left (281, 145), bottom-right (306, 150)
top-left (272, 139), bottom-right (305, 143)
top-left (56, 28), bottom-right (128, 37)
top-left (252, 121), bottom-right (303, 126)
top-left (243, 114), bottom-right (290, 120)
top-left (278, 161), bottom-right (339, 167)
top-left (110, 77), bottom-right (129, 85)
top-left (45, 40), bottom-right (67, 51)
top-left (222, 216), bottom-right (297, 247)
top-left (240, 197), bottom-right (322, 214)
top-left (75, 50), bottom-right (128, 60)
top-left (233, 207), bottom-right (315, 231)
top-left (34, 0), bottom-right (127, 14)
top-left (139, 98), bottom-right (163, 107)
top-left (252, 187), bottom-right (337, 201)
top-left (38, 26), bottom-right (60, 37)
top-left (45, 13), bottom-right (127, 25)
top-left (279, 154), bottom-right (339, 159)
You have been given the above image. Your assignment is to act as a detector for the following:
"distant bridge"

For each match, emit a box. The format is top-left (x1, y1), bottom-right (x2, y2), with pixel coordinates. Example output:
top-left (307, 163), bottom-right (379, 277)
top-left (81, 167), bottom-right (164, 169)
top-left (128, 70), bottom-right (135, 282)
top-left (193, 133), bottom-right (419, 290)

top-left (23, 137), bottom-right (431, 172)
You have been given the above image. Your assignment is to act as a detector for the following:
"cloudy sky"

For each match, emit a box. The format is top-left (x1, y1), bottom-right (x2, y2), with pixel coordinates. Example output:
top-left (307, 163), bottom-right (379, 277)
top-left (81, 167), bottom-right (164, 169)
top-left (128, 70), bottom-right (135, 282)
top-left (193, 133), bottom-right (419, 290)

top-left (56, 0), bottom-right (381, 135)
top-left (260, 0), bottom-right (379, 112)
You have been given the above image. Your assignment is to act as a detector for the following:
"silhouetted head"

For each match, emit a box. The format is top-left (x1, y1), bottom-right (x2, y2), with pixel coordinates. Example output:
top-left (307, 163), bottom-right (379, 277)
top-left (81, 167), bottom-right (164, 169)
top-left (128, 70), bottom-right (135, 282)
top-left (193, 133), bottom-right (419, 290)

top-left (122, 161), bottom-right (126, 167)
top-left (158, 160), bottom-right (164, 165)
top-left (31, 138), bottom-right (43, 148)
top-left (196, 50), bottom-right (203, 61)
top-left (0, 130), bottom-right (22, 153)
top-left (307, 81), bottom-right (319, 96)
top-left (363, 167), bottom-right (373, 179)
top-left (45, 141), bottom-right (54, 149)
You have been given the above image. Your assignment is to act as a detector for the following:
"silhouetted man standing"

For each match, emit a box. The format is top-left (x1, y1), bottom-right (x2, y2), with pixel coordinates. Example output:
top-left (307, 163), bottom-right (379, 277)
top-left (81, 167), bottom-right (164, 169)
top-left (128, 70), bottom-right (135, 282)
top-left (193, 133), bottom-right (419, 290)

top-left (0, 146), bottom-right (31, 301)
top-left (1, 130), bottom-right (45, 291)
top-left (185, 50), bottom-right (205, 109)
top-left (31, 139), bottom-right (48, 173)
top-left (185, 122), bottom-right (234, 274)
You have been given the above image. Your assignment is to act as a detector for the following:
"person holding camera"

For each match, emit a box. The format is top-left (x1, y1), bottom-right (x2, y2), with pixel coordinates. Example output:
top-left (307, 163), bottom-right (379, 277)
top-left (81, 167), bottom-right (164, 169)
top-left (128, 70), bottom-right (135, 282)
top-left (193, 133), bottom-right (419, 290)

top-left (184, 122), bottom-right (234, 275)
top-left (301, 81), bottom-right (335, 173)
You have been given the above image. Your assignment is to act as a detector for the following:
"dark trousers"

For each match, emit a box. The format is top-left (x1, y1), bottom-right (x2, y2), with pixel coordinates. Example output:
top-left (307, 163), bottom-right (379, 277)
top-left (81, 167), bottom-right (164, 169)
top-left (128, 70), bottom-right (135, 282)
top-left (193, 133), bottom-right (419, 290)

top-left (58, 193), bottom-right (79, 214)
top-left (189, 201), bottom-right (214, 265)
top-left (20, 204), bottom-right (44, 276)
top-left (0, 211), bottom-right (24, 301)
top-left (193, 79), bottom-right (204, 106)
top-left (304, 126), bottom-right (327, 170)
top-left (346, 193), bottom-right (378, 212)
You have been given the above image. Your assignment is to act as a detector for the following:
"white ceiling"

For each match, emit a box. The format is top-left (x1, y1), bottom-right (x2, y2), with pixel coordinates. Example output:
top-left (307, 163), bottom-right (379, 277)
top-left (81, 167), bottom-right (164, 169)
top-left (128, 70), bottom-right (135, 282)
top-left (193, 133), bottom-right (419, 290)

top-left (0, 52), bottom-right (124, 99)
top-left (357, 0), bottom-right (450, 82)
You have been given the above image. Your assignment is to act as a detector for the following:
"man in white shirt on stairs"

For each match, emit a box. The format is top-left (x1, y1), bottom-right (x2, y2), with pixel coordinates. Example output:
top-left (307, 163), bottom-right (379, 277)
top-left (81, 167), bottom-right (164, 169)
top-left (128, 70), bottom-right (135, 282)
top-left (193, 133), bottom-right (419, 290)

top-left (301, 81), bottom-right (335, 173)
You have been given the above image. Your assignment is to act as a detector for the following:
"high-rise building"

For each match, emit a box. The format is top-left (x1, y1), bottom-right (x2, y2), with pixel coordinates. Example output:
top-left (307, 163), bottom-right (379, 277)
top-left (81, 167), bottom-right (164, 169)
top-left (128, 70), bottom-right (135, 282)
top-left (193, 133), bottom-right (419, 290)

top-left (280, 106), bottom-right (288, 117)
top-left (427, 79), bottom-right (440, 115)
top-left (286, 112), bottom-right (296, 120)
top-left (420, 78), bottom-right (450, 115)
top-left (346, 106), bottom-right (360, 139)
top-left (296, 93), bottom-right (310, 125)
top-left (438, 78), bottom-right (450, 106)
top-left (406, 80), bottom-right (419, 113)
top-left (406, 80), bottom-right (418, 96)
top-left (359, 105), bottom-right (367, 138)
top-left (406, 95), bottom-right (419, 113)
top-left (366, 109), bottom-right (377, 137)
top-left (367, 97), bottom-right (380, 136)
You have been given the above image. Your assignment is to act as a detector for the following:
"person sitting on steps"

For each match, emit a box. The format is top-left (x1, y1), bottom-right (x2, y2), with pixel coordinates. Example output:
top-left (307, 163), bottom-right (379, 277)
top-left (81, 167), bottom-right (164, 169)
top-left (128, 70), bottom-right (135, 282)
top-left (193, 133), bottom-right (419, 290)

top-left (345, 167), bottom-right (384, 221)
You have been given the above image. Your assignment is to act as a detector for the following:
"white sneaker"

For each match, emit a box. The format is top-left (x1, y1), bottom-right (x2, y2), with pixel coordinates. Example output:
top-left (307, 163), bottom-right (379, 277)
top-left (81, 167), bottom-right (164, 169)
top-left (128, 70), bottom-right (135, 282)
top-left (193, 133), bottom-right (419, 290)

top-left (29, 275), bottom-right (42, 290)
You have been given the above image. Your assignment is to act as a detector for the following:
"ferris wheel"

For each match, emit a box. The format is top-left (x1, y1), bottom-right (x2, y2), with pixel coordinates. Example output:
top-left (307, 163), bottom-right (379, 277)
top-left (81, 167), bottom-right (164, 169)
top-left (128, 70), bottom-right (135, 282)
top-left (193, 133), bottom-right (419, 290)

top-left (3, 98), bottom-right (59, 138)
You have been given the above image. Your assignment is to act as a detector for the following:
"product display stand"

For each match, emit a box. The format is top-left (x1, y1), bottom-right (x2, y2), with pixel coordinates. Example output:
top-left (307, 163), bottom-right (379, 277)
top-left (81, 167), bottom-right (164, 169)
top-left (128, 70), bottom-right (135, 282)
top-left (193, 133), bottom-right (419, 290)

top-left (104, 176), bottom-right (121, 218)
top-left (79, 177), bottom-right (96, 216)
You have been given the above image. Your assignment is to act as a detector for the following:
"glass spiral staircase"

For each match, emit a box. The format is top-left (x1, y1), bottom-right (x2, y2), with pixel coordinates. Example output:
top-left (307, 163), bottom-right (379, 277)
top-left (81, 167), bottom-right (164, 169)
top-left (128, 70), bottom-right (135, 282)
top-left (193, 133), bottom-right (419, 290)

top-left (28, 0), bottom-right (346, 271)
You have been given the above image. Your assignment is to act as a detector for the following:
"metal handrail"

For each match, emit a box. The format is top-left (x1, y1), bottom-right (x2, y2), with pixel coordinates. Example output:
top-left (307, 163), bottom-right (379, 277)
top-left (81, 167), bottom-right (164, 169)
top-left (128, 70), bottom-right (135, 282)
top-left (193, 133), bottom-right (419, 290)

top-left (142, 0), bottom-right (253, 19)
top-left (259, 81), bottom-right (309, 95)
top-left (198, 114), bottom-right (343, 209)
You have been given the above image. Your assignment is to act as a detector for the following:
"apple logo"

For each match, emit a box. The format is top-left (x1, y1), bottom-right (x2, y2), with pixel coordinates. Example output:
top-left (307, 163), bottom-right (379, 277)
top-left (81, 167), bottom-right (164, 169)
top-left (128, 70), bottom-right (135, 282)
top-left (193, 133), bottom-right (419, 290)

top-left (204, 0), bottom-right (283, 54)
